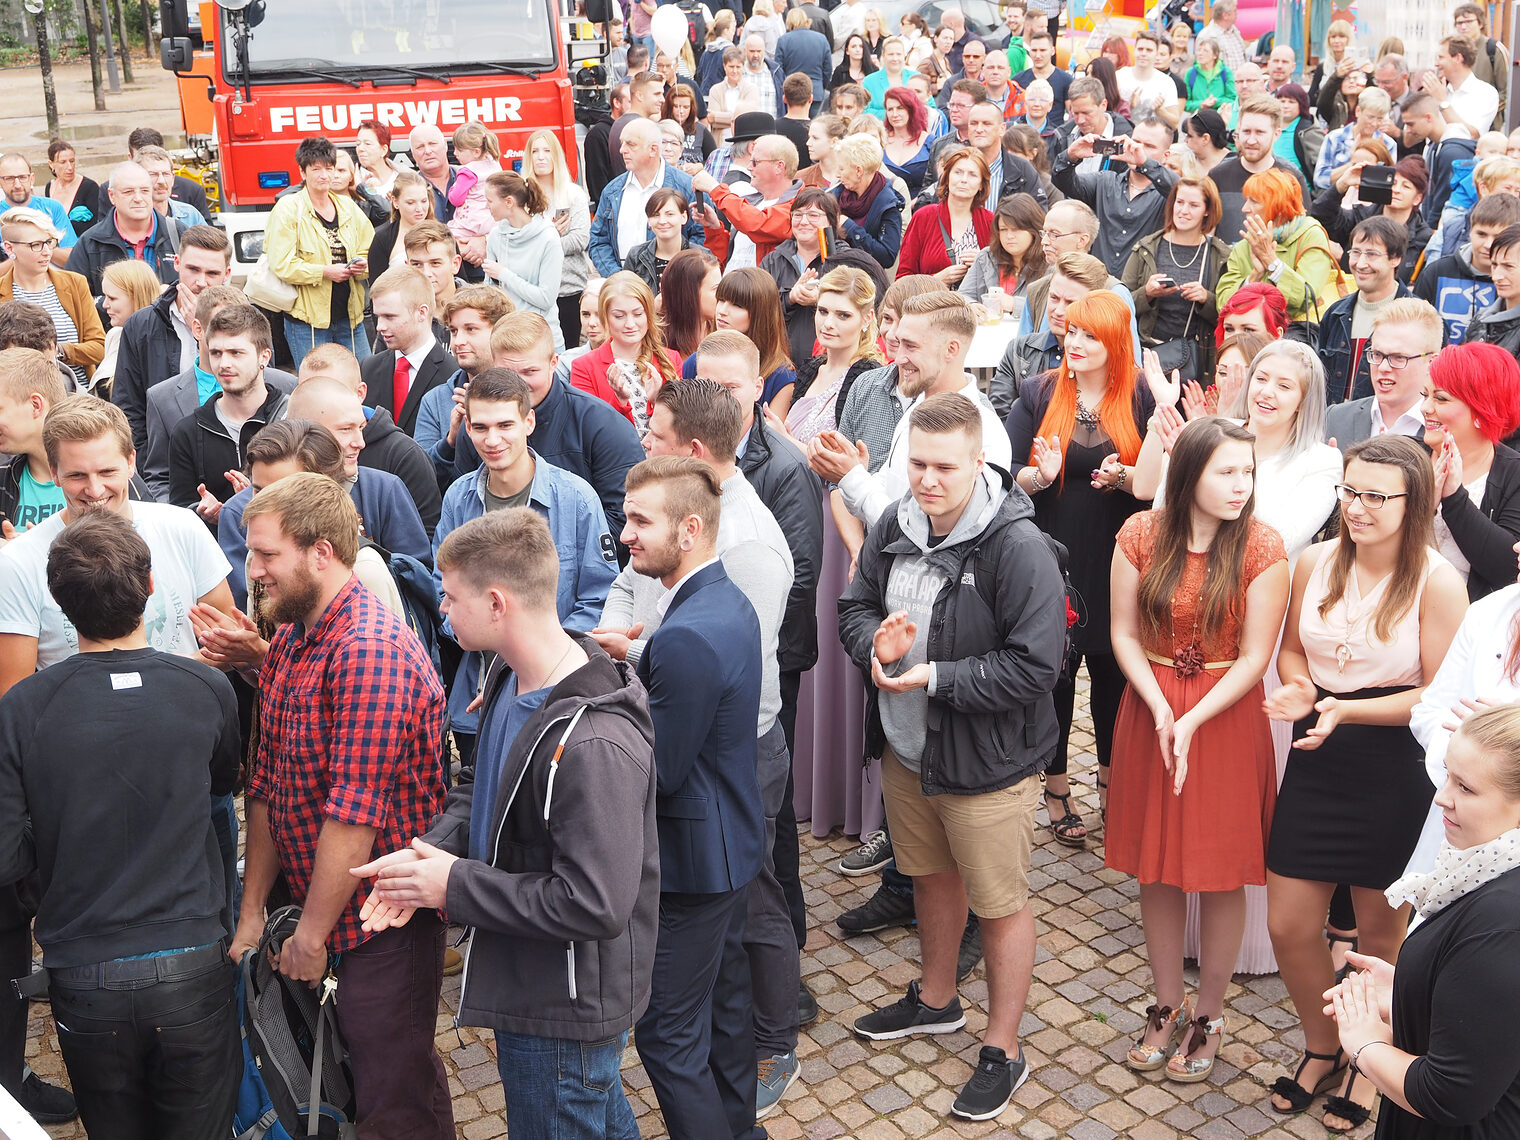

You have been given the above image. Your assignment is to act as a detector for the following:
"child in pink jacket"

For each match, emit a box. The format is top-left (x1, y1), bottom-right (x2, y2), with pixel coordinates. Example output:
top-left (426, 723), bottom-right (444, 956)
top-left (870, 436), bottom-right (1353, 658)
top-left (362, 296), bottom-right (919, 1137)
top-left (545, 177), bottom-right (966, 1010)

top-left (446, 121), bottom-right (503, 247)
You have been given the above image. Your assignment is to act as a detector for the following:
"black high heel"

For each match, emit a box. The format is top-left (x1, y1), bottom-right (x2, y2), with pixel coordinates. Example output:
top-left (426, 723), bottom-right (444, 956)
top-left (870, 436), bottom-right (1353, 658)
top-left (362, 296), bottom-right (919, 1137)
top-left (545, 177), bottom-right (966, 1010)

top-left (1269, 1047), bottom-right (1346, 1114)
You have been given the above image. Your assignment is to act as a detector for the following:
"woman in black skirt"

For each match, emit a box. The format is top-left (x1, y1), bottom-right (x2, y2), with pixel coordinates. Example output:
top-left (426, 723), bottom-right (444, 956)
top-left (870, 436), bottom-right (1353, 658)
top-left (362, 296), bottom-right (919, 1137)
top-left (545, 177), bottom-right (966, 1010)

top-left (1262, 436), bottom-right (1469, 1133)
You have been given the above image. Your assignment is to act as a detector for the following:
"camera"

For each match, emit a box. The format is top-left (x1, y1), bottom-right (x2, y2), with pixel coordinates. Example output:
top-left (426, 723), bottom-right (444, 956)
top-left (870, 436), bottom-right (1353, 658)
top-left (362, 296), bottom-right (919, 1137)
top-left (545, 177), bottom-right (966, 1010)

top-left (1359, 164), bottom-right (1396, 206)
top-left (1092, 137), bottom-right (1124, 157)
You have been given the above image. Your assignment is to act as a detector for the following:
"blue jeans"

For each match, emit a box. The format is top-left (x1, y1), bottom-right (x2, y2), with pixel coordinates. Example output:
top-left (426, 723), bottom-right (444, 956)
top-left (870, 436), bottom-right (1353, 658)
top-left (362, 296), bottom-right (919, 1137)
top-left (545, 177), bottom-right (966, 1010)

top-left (283, 314), bottom-right (372, 369)
top-left (495, 1030), bottom-right (640, 1140)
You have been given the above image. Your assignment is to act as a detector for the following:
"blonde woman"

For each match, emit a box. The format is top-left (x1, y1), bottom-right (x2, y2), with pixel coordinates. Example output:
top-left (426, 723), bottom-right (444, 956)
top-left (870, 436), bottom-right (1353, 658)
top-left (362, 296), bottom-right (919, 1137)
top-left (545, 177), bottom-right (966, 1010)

top-left (94, 258), bottom-right (161, 395)
top-left (568, 271), bottom-right (683, 432)
top-left (744, 0), bottom-right (783, 55)
top-left (523, 128), bottom-right (593, 347)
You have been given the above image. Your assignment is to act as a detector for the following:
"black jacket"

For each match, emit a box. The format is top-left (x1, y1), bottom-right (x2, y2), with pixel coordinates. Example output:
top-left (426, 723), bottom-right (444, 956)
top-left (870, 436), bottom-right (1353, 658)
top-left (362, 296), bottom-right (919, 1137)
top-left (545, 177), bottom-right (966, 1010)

top-left (422, 637), bottom-right (658, 1040)
top-left (1464, 299), bottom-right (1520, 358)
top-left (584, 113), bottom-right (617, 207)
top-left (367, 219), bottom-right (404, 277)
top-left (361, 340), bottom-right (458, 436)
top-left (837, 469), bottom-right (1066, 795)
top-left (167, 384), bottom-right (291, 519)
top-left (622, 237), bottom-right (691, 293)
top-left (112, 286), bottom-right (186, 452)
top-left (737, 412), bottom-right (823, 674)
top-left (1439, 442), bottom-right (1520, 602)
top-left (361, 406), bottom-right (443, 536)
top-left (1316, 283), bottom-right (1412, 404)
top-left (64, 208), bottom-right (185, 301)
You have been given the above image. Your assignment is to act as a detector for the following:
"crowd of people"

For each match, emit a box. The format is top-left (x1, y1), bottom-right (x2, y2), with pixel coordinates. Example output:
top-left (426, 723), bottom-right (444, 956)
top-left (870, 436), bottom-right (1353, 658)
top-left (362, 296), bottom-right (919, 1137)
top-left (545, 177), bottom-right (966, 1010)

top-left (0, 4), bottom-right (1517, 1140)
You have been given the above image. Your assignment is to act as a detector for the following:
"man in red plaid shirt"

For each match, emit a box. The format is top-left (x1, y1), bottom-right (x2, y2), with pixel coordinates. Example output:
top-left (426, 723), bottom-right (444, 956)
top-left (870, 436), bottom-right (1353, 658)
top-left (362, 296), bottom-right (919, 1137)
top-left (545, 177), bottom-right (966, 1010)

top-left (231, 472), bottom-right (453, 1140)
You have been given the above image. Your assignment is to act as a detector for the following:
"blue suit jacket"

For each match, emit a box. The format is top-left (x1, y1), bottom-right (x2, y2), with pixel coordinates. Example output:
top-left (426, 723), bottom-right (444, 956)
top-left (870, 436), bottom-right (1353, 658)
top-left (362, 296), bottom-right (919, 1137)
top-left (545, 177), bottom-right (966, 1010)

top-left (637, 562), bottom-right (765, 895)
top-left (587, 164), bottom-right (706, 278)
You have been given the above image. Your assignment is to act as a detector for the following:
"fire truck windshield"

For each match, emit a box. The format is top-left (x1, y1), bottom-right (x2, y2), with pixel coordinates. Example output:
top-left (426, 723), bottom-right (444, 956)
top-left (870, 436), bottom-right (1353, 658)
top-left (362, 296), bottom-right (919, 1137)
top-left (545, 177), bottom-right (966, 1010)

top-left (233, 0), bottom-right (557, 79)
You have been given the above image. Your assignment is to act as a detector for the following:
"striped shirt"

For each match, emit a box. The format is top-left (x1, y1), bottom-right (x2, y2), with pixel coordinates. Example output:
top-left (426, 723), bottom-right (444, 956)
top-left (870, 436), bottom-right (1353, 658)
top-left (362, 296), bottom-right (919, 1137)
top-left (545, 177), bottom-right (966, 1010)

top-left (12, 282), bottom-right (85, 385)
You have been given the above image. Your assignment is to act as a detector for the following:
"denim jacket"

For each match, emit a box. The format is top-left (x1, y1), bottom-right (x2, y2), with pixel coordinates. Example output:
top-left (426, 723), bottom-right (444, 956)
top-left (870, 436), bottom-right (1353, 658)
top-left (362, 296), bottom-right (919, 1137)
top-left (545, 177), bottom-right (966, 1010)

top-left (434, 454), bottom-right (618, 733)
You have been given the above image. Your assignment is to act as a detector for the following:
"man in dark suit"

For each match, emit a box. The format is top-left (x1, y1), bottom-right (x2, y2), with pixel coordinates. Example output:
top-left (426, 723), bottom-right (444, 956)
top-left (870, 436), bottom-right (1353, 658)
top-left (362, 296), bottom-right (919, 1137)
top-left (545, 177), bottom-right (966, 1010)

top-left (360, 265), bottom-right (457, 437)
top-left (624, 455), bottom-right (766, 1140)
top-left (1324, 297), bottom-right (1441, 453)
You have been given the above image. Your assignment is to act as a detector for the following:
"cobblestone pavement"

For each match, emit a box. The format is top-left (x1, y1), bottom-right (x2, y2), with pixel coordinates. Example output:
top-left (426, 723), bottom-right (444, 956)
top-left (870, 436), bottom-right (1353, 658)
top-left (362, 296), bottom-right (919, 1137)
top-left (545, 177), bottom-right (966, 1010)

top-left (29, 714), bottom-right (1377, 1139)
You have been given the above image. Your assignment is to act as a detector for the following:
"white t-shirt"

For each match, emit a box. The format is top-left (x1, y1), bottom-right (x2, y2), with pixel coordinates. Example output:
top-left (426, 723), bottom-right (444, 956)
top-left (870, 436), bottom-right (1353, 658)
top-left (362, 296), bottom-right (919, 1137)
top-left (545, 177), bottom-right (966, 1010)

top-left (0, 502), bottom-right (231, 668)
top-left (1118, 67), bottom-right (1179, 122)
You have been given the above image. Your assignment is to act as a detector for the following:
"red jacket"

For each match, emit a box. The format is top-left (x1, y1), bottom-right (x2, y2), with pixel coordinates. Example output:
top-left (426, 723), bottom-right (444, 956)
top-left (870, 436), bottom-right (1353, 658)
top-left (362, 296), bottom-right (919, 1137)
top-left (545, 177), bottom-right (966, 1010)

top-left (896, 203), bottom-right (994, 279)
top-left (569, 340), bottom-right (685, 425)
top-left (703, 181), bottom-right (799, 267)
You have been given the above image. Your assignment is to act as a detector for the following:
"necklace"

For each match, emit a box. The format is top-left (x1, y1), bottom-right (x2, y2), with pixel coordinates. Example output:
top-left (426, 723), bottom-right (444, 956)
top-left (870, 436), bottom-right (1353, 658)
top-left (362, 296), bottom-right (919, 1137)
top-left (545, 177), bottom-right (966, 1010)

top-left (525, 641), bottom-right (580, 694)
top-left (1335, 567), bottom-right (1388, 673)
top-left (1075, 391), bottom-right (1099, 428)
top-left (1164, 235), bottom-right (1204, 271)
top-left (1173, 557), bottom-right (1206, 677)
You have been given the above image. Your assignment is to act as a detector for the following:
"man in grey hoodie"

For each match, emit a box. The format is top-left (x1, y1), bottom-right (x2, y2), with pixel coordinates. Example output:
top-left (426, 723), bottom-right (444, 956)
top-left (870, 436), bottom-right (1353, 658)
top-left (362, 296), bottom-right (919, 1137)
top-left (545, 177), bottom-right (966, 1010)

top-left (356, 508), bottom-right (658, 1140)
top-left (838, 392), bottom-right (1066, 1124)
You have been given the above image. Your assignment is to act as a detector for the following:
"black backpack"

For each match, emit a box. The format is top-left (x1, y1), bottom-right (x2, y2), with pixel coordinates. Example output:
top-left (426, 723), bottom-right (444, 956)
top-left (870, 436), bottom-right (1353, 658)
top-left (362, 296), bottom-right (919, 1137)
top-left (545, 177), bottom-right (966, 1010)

top-left (358, 538), bottom-right (445, 681)
top-left (675, 0), bottom-right (706, 50)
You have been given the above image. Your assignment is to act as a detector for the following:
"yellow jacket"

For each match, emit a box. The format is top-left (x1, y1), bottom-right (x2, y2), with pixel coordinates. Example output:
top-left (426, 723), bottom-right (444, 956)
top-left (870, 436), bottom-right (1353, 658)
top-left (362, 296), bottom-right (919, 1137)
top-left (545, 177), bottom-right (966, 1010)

top-left (264, 187), bottom-right (374, 329)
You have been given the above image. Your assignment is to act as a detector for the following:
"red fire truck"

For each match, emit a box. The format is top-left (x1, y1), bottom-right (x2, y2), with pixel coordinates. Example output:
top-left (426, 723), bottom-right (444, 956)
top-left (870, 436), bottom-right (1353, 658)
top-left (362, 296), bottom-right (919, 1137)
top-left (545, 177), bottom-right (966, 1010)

top-left (158, 0), bottom-right (584, 268)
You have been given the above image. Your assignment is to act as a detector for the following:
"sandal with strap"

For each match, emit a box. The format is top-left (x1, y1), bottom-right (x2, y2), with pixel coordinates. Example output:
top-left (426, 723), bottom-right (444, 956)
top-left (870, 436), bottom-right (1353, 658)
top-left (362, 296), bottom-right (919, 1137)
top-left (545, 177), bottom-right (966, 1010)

top-left (1269, 1047), bottom-right (1347, 1114)
top-left (1125, 999), bottom-right (1191, 1072)
top-left (1096, 771), bottom-right (1110, 824)
top-left (1043, 789), bottom-right (1088, 847)
top-left (1323, 1068), bottom-right (1375, 1133)
top-left (1166, 1014), bottom-right (1225, 1083)
top-left (1327, 929), bottom-right (1359, 984)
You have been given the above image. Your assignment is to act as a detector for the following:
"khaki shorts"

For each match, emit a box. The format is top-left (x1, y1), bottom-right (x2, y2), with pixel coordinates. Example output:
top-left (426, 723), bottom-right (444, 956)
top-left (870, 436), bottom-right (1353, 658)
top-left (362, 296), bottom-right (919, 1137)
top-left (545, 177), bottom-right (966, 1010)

top-left (880, 748), bottom-right (1040, 919)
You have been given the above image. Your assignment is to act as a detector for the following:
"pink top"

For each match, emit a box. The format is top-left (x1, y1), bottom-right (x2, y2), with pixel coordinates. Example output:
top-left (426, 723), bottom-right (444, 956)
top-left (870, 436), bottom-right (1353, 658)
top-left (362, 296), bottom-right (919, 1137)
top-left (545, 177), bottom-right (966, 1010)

top-left (1298, 544), bottom-right (1445, 692)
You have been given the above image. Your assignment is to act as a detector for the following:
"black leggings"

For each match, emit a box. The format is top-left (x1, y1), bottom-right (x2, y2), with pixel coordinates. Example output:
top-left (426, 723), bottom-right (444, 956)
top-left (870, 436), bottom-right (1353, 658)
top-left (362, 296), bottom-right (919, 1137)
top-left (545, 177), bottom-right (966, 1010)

top-left (557, 293), bottom-right (583, 350)
top-left (1048, 649), bottom-right (1127, 779)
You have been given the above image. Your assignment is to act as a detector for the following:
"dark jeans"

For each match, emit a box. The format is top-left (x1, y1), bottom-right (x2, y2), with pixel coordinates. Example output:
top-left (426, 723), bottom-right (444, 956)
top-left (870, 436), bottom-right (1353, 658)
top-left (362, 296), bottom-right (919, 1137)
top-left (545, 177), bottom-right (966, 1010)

top-left (495, 1029), bottom-right (640, 1140)
top-left (748, 722), bottom-right (799, 1058)
top-left (48, 945), bottom-right (239, 1140)
top-left (775, 669), bottom-right (807, 949)
top-left (636, 888), bottom-right (764, 1140)
top-left (335, 909), bottom-right (454, 1140)
top-left (1049, 649), bottom-right (1126, 778)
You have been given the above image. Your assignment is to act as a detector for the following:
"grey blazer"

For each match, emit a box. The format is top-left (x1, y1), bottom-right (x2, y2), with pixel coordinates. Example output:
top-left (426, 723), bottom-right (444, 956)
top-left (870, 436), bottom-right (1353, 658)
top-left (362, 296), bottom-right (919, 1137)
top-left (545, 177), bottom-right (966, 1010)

top-left (142, 365), bottom-right (297, 502)
top-left (1325, 396), bottom-right (1425, 456)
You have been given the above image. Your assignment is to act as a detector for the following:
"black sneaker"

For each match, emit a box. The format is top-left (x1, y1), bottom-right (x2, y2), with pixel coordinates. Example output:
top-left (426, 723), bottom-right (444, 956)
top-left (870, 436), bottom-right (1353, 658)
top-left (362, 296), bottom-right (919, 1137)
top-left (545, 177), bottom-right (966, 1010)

top-left (957, 916), bottom-right (983, 982)
top-left (951, 1045), bottom-right (1029, 1121)
top-left (854, 979), bottom-right (965, 1041)
top-left (18, 1072), bottom-right (77, 1124)
top-left (839, 830), bottom-right (893, 876)
top-left (837, 882), bottom-right (916, 935)
top-left (798, 978), bottom-right (819, 1028)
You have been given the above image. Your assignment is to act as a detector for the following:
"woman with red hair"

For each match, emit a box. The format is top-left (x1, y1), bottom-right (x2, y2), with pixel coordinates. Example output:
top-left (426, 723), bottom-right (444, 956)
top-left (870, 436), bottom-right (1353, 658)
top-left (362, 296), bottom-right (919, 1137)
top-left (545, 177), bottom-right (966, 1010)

top-left (1218, 169), bottom-right (1340, 322)
top-left (1214, 282), bottom-right (1290, 346)
top-left (1425, 341), bottom-right (1520, 601)
top-left (1007, 290), bottom-right (1154, 842)
top-left (897, 147), bottom-right (993, 282)
top-left (881, 86), bottom-right (934, 198)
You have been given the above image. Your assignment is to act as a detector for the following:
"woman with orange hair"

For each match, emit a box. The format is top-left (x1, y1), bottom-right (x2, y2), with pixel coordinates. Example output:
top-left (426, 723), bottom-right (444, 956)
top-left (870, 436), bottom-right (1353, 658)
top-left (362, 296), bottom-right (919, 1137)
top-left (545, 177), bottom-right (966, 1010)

top-left (1217, 168), bottom-right (1340, 322)
top-left (1007, 290), bottom-right (1155, 843)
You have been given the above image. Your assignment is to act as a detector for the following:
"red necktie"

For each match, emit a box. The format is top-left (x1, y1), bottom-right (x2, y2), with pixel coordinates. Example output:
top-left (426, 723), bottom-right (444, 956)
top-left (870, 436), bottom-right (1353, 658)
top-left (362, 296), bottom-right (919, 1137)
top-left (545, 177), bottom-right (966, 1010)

top-left (393, 354), bottom-right (411, 417)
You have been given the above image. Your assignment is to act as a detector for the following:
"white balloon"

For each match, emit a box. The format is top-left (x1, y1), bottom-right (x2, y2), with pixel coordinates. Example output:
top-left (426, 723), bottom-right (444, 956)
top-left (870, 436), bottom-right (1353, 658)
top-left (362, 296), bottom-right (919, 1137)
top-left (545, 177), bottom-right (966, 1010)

top-left (650, 5), bottom-right (690, 59)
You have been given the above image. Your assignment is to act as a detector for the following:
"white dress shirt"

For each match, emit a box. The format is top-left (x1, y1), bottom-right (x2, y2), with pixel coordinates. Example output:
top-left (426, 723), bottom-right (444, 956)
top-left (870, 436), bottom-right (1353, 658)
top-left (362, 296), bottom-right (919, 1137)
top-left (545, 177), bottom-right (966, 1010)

top-left (616, 160), bottom-right (667, 262)
top-left (1449, 72), bottom-right (1500, 135)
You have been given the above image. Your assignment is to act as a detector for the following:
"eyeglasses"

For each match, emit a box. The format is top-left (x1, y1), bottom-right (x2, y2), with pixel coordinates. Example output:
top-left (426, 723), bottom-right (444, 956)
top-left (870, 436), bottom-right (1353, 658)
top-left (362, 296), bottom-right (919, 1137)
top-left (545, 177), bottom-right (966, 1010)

top-left (0, 174), bottom-right (30, 185)
top-left (1347, 247), bottom-right (1393, 263)
top-left (1041, 227), bottom-right (1078, 243)
top-left (792, 210), bottom-right (829, 225)
top-left (1335, 484), bottom-right (1409, 509)
top-left (1366, 348), bottom-right (1436, 370)
top-left (6, 239), bottom-right (56, 254)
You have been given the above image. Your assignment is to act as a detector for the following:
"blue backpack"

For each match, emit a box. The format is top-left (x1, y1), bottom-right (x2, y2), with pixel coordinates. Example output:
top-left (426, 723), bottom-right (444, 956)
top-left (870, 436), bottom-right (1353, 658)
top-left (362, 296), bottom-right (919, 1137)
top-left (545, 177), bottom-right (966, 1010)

top-left (233, 906), bottom-right (356, 1139)
top-left (359, 539), bottom-right (445, 680)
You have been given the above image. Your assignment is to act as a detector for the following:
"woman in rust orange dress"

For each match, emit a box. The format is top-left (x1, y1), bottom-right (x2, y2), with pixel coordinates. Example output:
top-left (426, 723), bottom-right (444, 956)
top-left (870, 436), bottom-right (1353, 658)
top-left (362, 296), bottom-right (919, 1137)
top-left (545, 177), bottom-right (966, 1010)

top-left (1107, 416), bottom-right (1290, 1085)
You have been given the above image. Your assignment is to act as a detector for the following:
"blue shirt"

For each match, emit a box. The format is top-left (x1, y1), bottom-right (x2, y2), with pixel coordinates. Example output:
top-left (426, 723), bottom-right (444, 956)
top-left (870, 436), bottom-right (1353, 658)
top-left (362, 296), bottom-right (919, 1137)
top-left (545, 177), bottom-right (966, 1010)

top-left (0, 196), bottom-right (77, 247)
top-left (194, 365), bottom-right (220, 406)
top-left (468, 677), bottom-right (551, 862)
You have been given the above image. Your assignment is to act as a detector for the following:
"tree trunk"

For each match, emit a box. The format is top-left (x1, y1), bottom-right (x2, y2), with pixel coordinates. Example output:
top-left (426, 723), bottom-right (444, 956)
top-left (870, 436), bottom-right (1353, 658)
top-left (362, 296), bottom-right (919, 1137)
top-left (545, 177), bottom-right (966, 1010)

top-left (80, 0), bottom-right (106, 111)
top-left (34, 8), bottom-right (59, 138)
top-left (140, 0), bottom-right (154, 58)
top-left (111, 0), bottom-right (133, 82)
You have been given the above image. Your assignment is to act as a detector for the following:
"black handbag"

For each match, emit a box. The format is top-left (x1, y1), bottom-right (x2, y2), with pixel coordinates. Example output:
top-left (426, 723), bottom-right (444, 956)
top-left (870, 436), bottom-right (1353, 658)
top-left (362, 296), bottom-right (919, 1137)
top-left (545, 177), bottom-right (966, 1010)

top-left (1148, 240), bottom-right (1209, 381)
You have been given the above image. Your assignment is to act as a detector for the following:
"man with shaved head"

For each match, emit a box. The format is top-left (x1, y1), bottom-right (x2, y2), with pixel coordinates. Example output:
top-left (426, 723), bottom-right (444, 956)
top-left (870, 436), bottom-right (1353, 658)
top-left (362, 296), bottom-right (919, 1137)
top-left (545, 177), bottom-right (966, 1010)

top-left (66, 161), bottom-right (187, 300)
top-left (214, 375), bottom-right (431, 607)
top-left (588, 113), bottom-right (704, 276)
top-left (297, 345), bottom-right (442, 533)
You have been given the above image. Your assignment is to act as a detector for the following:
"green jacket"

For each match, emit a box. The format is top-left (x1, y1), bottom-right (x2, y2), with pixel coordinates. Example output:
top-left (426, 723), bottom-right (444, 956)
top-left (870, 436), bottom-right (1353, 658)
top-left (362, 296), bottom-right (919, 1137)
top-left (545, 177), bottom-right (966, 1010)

top-left (1217, 216), bottom-right (1341, 321)
top-left (264, 187), bottom-right (375, 330)
top-left (1184, 61), bottom-right (1235, 114)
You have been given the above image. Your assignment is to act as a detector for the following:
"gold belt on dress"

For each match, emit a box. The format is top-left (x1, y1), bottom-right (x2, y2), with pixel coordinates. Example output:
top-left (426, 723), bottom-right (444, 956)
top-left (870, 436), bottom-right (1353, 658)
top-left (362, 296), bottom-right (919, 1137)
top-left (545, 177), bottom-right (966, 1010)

top-left (1145, 651), bottom-right (1237, 670)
